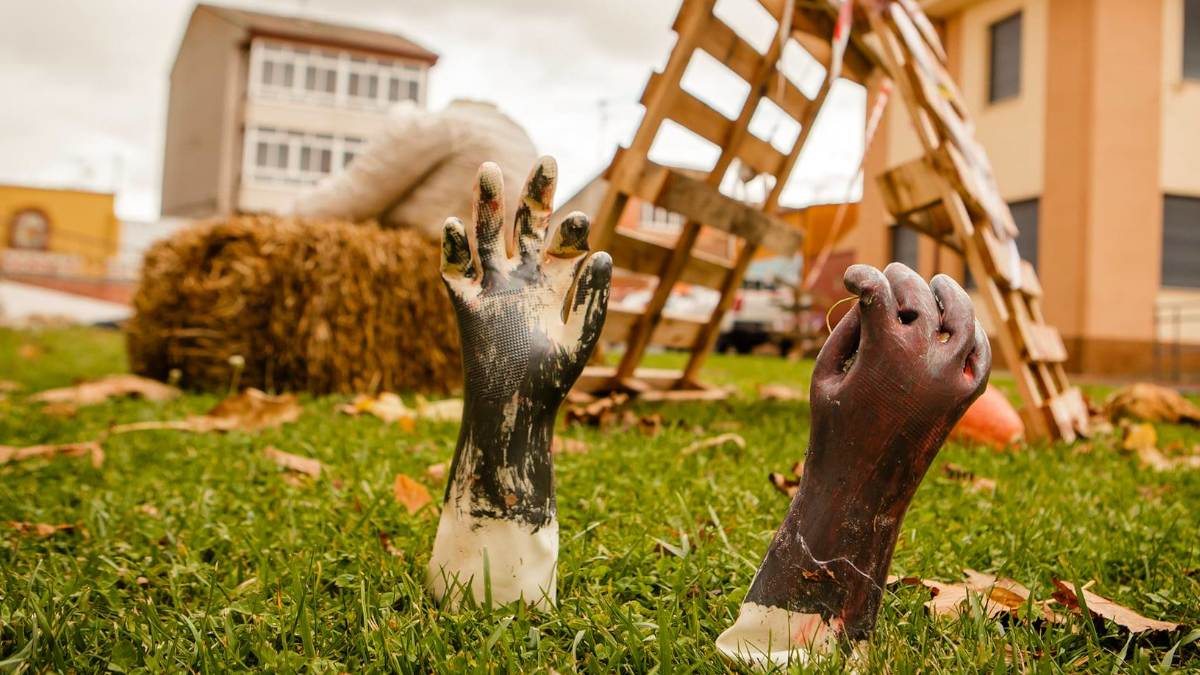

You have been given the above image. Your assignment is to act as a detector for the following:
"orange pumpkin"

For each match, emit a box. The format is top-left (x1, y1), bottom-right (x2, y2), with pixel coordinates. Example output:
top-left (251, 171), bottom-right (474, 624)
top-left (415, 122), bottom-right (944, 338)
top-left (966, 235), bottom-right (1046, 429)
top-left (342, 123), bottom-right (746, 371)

top-left (950, 384), bottom-right (1024, 448)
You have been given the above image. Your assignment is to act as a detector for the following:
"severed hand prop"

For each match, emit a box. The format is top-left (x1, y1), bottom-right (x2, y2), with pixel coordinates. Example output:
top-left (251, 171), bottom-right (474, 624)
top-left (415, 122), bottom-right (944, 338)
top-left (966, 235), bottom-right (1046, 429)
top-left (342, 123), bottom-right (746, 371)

top-left (427, 157), bottom-right (611, 610)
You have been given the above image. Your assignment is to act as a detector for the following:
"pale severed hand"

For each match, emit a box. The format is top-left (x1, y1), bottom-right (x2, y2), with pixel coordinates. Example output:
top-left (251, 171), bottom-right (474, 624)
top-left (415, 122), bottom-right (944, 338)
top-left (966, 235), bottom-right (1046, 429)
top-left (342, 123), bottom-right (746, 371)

top-left (428, 157), bottom-right (610, 610)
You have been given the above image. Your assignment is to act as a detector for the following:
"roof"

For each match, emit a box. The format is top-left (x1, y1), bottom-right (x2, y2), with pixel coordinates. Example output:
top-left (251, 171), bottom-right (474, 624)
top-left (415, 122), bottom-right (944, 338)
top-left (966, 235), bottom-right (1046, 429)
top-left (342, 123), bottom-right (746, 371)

top-left (197, 3), bottom-right (438, 64)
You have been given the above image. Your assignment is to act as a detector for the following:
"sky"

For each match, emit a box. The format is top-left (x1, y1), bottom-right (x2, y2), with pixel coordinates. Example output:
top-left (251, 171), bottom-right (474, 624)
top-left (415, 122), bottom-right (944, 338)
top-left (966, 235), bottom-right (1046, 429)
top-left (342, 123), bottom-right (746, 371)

top-left (0, 0), bottom-right (867, 232)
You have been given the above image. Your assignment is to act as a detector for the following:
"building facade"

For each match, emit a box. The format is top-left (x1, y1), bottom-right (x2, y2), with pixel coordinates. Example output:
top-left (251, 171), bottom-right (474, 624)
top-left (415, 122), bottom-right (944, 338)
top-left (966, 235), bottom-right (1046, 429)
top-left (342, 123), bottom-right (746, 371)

top-left (0, 184), bottom-right (119, 280)
top-left (161, 4), bottom-right (437, 217)
top-left (845, 0), bottom-right (1200, 377)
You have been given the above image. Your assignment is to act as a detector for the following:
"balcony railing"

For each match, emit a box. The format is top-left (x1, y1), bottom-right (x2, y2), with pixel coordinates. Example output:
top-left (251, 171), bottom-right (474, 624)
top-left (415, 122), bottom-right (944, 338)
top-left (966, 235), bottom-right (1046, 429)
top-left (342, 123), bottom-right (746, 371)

top-left (1154, 300), bottom-right (1200, 383)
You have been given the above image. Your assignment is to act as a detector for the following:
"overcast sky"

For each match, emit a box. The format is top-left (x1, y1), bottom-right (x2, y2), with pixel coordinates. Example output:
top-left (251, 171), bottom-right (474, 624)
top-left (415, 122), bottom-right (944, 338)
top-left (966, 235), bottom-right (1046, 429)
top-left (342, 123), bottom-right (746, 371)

top-left (0, 0), bottom-right (866, 230)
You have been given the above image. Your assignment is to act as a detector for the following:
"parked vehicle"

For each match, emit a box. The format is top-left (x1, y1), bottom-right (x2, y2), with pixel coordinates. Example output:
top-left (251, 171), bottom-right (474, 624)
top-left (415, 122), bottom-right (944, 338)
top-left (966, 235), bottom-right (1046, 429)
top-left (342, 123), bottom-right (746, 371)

top-left (717, 277), bottom-right (795, 355)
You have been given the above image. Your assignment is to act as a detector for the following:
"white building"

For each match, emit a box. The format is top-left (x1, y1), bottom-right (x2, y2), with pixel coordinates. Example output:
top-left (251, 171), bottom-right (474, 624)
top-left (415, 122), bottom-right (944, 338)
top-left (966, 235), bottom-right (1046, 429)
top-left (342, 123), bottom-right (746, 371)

top-left (161, 4), bottom-right (438, 217)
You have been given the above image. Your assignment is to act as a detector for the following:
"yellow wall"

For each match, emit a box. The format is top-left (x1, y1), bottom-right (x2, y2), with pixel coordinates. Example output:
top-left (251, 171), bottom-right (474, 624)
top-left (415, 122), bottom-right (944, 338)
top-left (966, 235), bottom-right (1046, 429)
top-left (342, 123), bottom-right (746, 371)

top-left (1161, 0), bottom-right (1200, 197)
top-left (0, 185), bottom-right (119, 276)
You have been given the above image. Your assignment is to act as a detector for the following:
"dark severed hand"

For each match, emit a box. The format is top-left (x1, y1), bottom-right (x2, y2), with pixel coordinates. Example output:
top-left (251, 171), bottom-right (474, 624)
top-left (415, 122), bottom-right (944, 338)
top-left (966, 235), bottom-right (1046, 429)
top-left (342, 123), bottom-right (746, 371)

top-left (718, 263), bottom-right (991, 667)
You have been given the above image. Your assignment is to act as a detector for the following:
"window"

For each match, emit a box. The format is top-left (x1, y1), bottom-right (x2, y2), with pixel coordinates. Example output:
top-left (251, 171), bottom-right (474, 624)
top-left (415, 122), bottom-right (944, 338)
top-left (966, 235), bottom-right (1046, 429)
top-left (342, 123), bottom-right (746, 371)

top-left (245, 127), bottom-right (362, 186)
top-left (988, 12), bottom-right (1022, 102)
top-left (341, 136), bottom-right (366, 168)
top-left (1186, 0), bottom-right (1200, 79)
top-left (1010, 198), bottom-right (1039, 271)
top-left (249, 40), bottom-right (425, 109)
top-left (964, 197), bottom-right (1039, 288)
top-left (8, 209), bottom-right (51, 250)
top-left (890, 225), bottom-right (919, 271)
top-left (1163, 195), bottom-right (1200, 288)
top-left (638, 201), bottom-right (685, 234)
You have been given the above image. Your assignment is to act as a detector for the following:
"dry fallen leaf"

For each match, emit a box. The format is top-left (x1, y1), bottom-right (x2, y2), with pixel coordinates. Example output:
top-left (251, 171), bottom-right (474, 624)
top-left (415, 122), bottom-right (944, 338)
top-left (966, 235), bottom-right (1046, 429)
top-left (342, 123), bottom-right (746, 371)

top-left (17, 343), bottom-right (43, 360)
top-left (1051, 579), bottom-right (1179, 634)
top-left (911, 570), bottom-right (1054, 621)
top-left (637, 413), bottom-right (663, 437)
top-left (564, 394), bottom-right (630, 428)
top-left (1104, 383), bottom-right (1200, 425)
top-left (414, 395), bottom-right (463, 422)
top-left (1122, 423), bottom-right (1158, 452)
top-left (0, 441), bottom-right (105, 469)
top-left (425, 462), bottom-right (448, 481)
top-left (379, 531), bottom-right (405, 558)
top-left (39, 401), bottom-right (79, 418)
top-left (263, 446), bottom-right (322, 478)
top-left (757, 384), bottom-right (806, 402)
top-left (8, 521), bottom-right (75, 537)
top-left (340, 392), bottom-right (414, 425)
top-left (393, 474), bottom-right (432, 514)
top-left (680, 432), bottom-right (746, 455)
top-left (942, 463), bottom-right (998, 493)
top-left (31, 374), bottom-right (180, 407)
top-left (111, 389), bottom-right (301, 434)
top-left (550, 437), bottom-right (590, 455)
top-left (1120, 423), bottom-right (1200, 472)
top-left (769, 461), bottom-right (805, 497)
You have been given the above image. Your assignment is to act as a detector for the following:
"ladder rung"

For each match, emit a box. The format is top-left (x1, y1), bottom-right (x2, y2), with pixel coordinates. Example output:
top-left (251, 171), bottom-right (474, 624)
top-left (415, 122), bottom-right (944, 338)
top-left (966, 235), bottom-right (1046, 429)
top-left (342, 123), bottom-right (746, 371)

top-left (609, 229), bottom-right (734, 290)
top-left (602, 307), bottom-right (707, 350)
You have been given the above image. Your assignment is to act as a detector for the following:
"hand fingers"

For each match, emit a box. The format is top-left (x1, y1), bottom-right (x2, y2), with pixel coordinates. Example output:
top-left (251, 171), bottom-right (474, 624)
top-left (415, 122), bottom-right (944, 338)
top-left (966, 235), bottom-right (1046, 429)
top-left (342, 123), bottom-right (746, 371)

top-left (546, 211), bottom-right (591, 259)
top-left (440, 217), bottom-right (472, 280)
top-left (884, 262), bottom-right (938, 334)
top-left (563, 252), bottom-right (612, 356)
top-left (811, 303), bottom-right (862, 385)
top-left (514, 156), bottom-right (557, 266)
top-left (964, 319), bottom-right (992, 387)
top-left (930, 274), bottom-right (975, 356)
top-left (470, 162), bottom-right (507, 282)
top-left (843, 264), bottom-right (898, 345)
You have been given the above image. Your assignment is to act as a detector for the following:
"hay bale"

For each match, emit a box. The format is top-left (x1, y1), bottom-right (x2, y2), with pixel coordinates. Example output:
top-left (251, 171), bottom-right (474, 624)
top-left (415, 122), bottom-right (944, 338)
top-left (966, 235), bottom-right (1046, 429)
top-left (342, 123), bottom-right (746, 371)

top-left (126, 215), bottom-right (461, 394)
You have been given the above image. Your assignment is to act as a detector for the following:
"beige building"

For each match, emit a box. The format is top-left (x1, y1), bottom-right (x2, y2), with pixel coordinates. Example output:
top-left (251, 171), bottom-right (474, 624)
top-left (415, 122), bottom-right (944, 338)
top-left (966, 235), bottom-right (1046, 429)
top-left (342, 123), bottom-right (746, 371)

top-left (845, 0), bottom-right (1200, 378)
top-left (161, 4), bottom-right (437, 217)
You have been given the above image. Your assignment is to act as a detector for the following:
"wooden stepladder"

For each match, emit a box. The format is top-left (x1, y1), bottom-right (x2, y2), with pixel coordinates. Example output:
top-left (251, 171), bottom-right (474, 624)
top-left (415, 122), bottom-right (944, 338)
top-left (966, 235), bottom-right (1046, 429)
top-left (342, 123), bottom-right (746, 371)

top-left (863, 2), bottom-right (1089, 441)
top-left (576, 0), bottom-right (1087, 441)
top-left (578, 0), bottom-right (875, 399)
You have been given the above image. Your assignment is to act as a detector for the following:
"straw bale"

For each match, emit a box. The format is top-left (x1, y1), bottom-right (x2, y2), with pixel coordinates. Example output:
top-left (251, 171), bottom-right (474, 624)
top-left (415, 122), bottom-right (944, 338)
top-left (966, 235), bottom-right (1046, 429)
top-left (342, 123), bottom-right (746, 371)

top-left (126, 215), bottom-right (461, 394)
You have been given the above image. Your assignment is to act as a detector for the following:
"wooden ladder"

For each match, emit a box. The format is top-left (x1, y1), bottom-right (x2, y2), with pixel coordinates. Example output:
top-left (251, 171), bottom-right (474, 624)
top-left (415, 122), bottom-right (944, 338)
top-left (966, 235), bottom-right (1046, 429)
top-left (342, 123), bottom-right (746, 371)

top-left (864, 1), bottom-right (1089, 441)
top-left (577, 0), bottom-right (873, 398)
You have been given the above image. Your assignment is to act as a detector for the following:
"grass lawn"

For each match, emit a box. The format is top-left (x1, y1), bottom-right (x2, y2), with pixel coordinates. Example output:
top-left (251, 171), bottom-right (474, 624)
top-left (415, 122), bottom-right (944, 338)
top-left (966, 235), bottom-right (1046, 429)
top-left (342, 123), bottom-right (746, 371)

top-left (1, 326), bottom-right (1198, 672)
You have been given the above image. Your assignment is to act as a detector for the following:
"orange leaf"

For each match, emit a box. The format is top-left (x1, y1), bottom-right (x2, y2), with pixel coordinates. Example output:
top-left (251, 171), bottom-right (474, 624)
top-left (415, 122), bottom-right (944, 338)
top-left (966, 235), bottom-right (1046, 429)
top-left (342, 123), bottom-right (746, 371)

top-left (8, 521), bottom-right (74, 537)
top-left (425, 462), bottom-right (447, 481)
top-left (112, 389), bottom-right (300, 434)
top-left (393, 474), bottom-right (432, 514)
top-left (1051, 580), bottom-right (1180, 634)
top-left (263, 446), bottom-right (322, 477)
top-left (31, 374), bottom-right (179, 407)
top-left (0, 441), bottom-right (104, 469)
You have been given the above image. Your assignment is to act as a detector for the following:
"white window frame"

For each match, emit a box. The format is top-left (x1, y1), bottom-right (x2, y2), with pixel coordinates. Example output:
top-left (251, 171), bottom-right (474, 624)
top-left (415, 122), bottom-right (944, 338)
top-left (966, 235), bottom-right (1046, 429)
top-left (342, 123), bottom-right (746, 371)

top-left (249, 38), bottom-right (426, 110)
top-left (243, 126), bottom-right (363, 187)
top-left (639, 201), bottom-right (686, 234)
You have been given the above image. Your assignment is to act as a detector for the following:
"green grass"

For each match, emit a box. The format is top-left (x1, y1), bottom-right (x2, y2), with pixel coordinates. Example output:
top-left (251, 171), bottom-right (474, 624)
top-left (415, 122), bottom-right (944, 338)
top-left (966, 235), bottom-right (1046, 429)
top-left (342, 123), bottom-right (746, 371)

top-left (1, 327), bottom-right (1199, 673)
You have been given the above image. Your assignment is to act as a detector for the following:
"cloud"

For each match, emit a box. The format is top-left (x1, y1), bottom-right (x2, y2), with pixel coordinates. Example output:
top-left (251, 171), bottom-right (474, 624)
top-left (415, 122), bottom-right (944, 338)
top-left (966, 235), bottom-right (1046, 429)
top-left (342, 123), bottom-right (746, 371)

top-left (0, 0), bottom-right (865, 227)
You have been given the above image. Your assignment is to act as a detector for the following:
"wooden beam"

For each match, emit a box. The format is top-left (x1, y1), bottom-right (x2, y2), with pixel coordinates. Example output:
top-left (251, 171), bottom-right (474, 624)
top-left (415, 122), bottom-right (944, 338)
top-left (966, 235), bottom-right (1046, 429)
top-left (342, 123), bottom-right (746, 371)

top-left (682, 76), bottom-right (832, 384)
top-left (602, 307), bottom-right (706, 350)
top-left (609, 229), bottom-right (735, 289)
top-left (576, 366), bottom-right (686, 393)
top-left (646, 169), bottom-right (803, 254)
top-left (594, 0), bottom-right (716, 252)
top-left (876, 155), bottom-right (944, 217)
